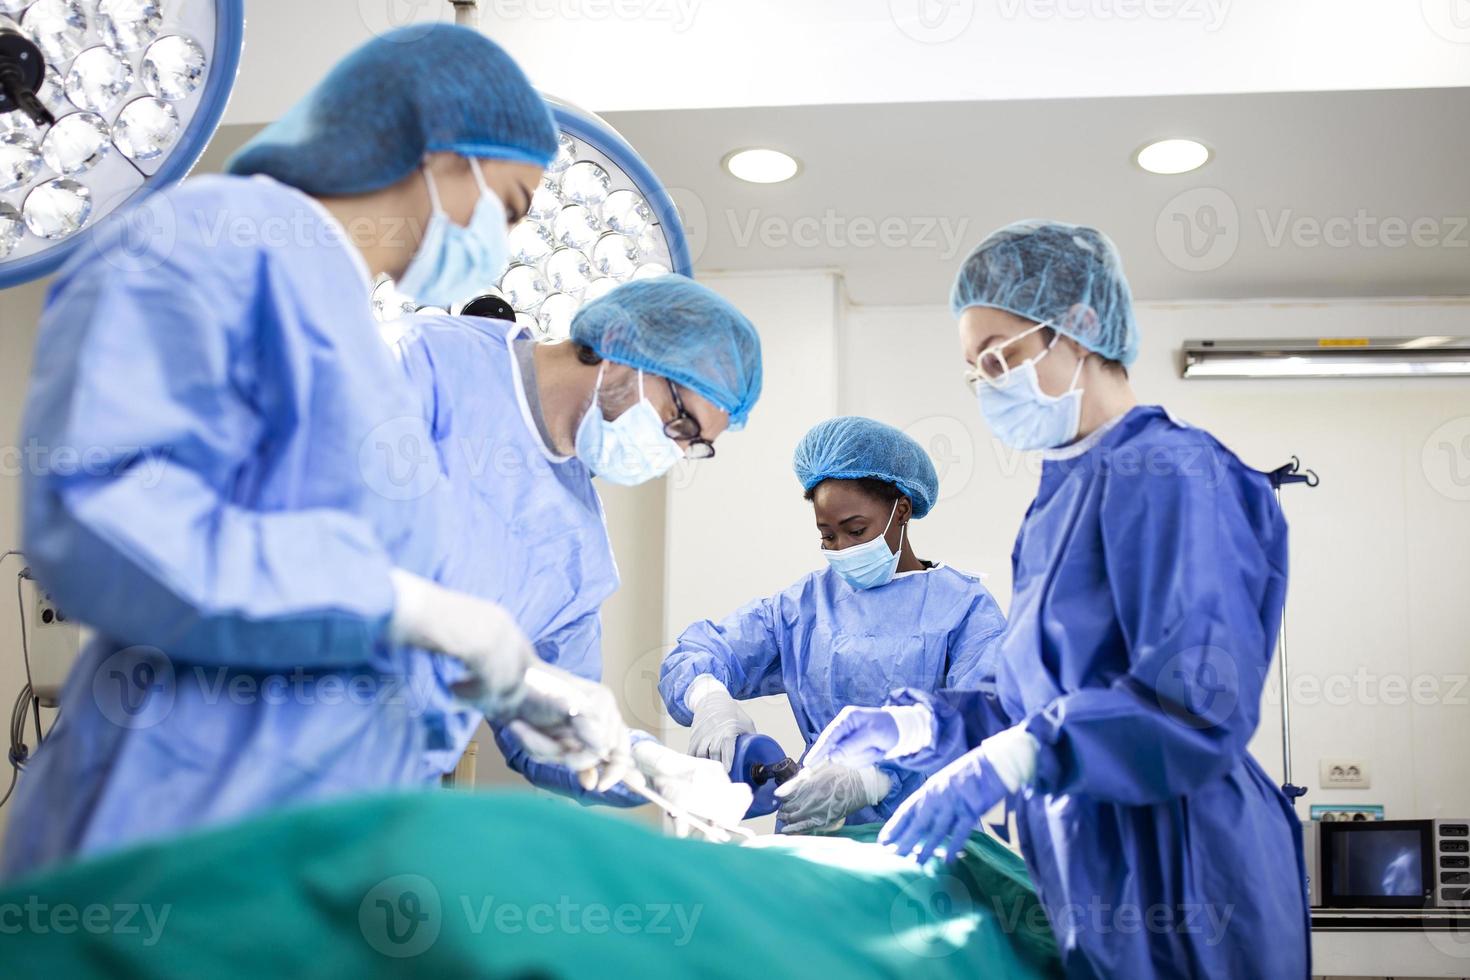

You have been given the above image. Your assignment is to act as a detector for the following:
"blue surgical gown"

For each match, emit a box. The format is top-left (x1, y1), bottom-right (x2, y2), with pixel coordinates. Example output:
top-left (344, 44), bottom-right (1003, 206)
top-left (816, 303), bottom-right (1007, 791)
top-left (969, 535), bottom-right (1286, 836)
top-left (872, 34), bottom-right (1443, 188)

top-left (389, 314), bottom-right (643, 806)
top-left (660, 564), bottom-right (1007, 824)
top-left (897, 406), bottom-right (1309, 979)
top-left (1, 175), bottom-right (455, 881)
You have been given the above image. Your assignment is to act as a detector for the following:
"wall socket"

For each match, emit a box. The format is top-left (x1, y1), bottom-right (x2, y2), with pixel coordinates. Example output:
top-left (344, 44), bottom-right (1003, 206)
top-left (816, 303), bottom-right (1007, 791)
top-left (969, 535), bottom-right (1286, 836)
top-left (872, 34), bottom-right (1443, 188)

top-left (22, 575), bottom-right (82, 707)
top-left (1310, 804), bottom-right (1385, 822)
top-left (1319, 758), bottom-right (1370, 789)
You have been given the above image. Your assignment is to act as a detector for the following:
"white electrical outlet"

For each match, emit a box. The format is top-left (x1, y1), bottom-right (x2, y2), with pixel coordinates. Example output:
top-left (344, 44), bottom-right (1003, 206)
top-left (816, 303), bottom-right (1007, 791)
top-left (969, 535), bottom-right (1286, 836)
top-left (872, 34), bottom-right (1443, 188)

top-left (22, 575), bottom-right (83, 707)
top-left (1319, 758), bottom-right (1370, 789)
top-left (1311, 804), bottom-right (1385, 822)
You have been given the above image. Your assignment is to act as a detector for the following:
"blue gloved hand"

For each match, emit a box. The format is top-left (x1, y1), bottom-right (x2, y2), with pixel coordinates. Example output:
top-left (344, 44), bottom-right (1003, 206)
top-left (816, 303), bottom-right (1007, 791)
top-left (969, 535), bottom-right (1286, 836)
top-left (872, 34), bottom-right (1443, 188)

top-left (878, 747), bottom-right (1007, 864)
top-left (805, 703), bottom-right (935, 770)
top-left (880, 726), bottom-right (1039, 864)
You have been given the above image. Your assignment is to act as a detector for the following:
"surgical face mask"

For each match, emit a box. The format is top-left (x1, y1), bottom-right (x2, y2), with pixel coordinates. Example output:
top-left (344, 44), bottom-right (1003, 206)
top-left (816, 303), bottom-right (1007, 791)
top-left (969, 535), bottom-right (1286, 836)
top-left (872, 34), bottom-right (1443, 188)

top-left (575, 367), bottom-right (684, 486)
top-left (397, 161), bottom-right (511, 309)
top-left (822, 501), bottom-right (904, 590)
top-left (973, 329), bottom-right (1085, 451)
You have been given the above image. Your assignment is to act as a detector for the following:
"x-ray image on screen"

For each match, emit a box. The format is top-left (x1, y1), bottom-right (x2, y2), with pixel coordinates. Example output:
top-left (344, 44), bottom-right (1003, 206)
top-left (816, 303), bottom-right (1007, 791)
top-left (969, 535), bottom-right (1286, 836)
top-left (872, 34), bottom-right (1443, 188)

top-left (1331, 830), bottom-right (1423, 896)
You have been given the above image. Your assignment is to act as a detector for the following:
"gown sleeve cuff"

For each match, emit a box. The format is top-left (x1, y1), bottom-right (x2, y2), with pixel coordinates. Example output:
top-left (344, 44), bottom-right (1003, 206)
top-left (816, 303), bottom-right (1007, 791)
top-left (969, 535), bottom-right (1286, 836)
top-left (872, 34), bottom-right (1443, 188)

top-left (984, 724), bottom-right (1040, 793)
top-left (886, 704), bottom-right (937, 759)
top-left (1023, 703), bottom-right (1069, 792)
top-left (683, 674), bottom-right (730, 713)
top-left (883, 688), bottom-right (969, 775)
top-left (859, 764), bottom-right (896, 807)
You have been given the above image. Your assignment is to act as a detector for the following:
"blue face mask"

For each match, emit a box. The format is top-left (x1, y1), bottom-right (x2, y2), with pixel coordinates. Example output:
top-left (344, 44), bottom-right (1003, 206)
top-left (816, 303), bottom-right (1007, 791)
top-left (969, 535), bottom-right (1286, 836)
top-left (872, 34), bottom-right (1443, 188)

top-left (822, 500), bottom-right (904, 590)
top-left (575, 367), bottom-right (684, 486)
top-left (397, 161), bottom-right (511, 309)
top-left (973, 327), bottom-right (1085, 451)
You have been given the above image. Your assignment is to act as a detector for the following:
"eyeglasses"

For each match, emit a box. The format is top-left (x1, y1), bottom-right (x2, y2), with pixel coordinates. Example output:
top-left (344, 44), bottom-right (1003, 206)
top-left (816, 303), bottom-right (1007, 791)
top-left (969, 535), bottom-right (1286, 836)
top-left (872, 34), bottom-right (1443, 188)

top-left (663, 379), bottom-right (715, 460)
top-left (963, 321), bottom-right (1056, 391)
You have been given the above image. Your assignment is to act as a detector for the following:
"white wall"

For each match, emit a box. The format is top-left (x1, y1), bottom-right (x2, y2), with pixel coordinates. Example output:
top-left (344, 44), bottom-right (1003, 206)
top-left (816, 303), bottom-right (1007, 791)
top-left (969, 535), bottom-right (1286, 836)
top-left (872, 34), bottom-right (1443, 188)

top-left (843, 296), bottom-right (1470, 820)
top-left (0, 277), bottom-right (48, 846)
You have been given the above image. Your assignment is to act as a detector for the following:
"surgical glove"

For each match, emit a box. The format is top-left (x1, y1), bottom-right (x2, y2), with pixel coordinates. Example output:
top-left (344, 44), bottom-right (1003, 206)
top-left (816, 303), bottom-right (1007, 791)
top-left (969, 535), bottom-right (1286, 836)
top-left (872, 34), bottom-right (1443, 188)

top-left (389, 569), bottom-right (534, 718)
top-left (685, 677), bottom-right (757, 770)
top-left (805, 704), bottom-right (936, 769)
top-left (632, 741), bottom-right (754, 838)
top-left (880, 725), bottom-right (1039, 865)
top-left (773, 763), bottom-right (893, 836)
top-left (500, 663), bottom-right (635, 793)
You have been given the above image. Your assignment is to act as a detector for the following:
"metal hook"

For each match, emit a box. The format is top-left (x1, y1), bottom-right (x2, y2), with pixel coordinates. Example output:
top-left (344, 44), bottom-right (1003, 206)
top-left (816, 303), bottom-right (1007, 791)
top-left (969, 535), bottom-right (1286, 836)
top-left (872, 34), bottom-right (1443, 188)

top-left (1268, 457), bottom-right (1320, 490)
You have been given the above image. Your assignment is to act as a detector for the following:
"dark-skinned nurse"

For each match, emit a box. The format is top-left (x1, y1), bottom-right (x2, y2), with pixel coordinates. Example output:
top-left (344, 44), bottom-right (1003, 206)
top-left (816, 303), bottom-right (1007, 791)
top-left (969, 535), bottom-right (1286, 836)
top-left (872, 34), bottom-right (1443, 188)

top-left (659, 417), bottom-right (1007, 834)
top-left (805, 220), bottom-right (1308, 978)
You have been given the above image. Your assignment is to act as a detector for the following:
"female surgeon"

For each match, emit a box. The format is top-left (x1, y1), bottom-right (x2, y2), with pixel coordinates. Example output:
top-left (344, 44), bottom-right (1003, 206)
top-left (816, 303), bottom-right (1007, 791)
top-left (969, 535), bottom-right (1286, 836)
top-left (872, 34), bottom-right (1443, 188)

top-left (804, 221), bottom-right (1309, 977)
top-left (2, 26), bottom-right (630, 879)
top-left (659, 417), bottom-right (1007, 834)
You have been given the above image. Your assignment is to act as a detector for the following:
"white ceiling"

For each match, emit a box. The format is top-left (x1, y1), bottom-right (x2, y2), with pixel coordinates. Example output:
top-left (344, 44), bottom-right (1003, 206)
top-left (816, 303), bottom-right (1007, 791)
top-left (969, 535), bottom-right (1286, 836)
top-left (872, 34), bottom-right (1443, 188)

top-left (212, 2), bottom-right (1470, 306)
top-left (226, 0), bottom-right (1470, 124)
top-left (604, 88), bottom-right (1470, 304)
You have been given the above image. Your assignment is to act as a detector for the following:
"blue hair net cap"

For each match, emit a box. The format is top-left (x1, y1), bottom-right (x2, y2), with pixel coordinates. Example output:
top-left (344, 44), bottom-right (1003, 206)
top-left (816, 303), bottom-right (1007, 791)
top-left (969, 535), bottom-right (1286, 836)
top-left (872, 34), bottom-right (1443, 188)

top-left (793, 417), bottom-right (940, 519)
top-left (571, 276), bottom-right (763, 429)
top-left (226, 25), bottom-right (556, 196)
top-left (950, 219), bottom-right (1140, 366)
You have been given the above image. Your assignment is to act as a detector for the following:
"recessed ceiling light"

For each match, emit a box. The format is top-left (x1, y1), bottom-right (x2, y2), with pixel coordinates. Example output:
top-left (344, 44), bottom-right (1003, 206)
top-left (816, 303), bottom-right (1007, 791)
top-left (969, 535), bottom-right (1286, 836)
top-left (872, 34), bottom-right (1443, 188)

top-left (723, 147), bottom-right (800, 184)
top-left (1135, 138), bottom-right (1211, 175)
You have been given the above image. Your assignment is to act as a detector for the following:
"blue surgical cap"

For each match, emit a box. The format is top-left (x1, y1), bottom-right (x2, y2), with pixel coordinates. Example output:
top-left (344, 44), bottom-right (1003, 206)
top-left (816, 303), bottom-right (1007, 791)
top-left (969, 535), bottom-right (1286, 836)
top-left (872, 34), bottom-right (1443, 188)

top-left (571, 276), bottom-right (763, 429)
top-left (950, 219), bottom-right (1140, 366)
top-left (793, 417), bottom-right (939, 519)
top-left (226, 25), bottom-right (557, 196)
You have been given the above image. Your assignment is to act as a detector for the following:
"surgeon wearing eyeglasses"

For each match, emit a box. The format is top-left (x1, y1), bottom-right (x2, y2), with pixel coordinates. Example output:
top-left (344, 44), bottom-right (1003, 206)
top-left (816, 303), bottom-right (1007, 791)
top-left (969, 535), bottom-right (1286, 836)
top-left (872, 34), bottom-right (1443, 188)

top-left (805, 220), bottom-right (1308, 978)
top-left (390, 275), bottom-right (762, 832)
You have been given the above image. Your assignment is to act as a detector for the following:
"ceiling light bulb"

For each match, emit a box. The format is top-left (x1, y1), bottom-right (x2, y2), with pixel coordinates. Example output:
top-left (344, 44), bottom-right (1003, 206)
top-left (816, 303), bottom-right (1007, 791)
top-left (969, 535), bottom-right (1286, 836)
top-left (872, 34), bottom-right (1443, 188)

top-left (1135, 138), bottom-right (1210, 175)
top-left (723, 147), bottom-right (800, 184)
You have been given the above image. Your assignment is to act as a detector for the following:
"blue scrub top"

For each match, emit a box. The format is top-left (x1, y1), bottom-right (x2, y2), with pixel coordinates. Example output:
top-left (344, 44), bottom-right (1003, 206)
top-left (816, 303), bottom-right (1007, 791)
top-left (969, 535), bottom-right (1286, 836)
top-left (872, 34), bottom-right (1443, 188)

top-left (901, 406), bottom-right (1309, 979)
top-left (662, 562), bottom-right (1007, 822)
top-left (390, 315), bottom-right (644, 804)
top-left (2, 175), bottom-right (452, 880)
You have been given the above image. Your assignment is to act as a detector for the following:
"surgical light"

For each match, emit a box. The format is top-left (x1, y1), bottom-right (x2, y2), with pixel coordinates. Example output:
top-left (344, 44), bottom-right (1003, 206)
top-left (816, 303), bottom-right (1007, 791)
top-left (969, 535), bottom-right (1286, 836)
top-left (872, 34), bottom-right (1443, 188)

top-left (112, 95), bottom-right (178, 160)
top-left (63, 43), bottom-right (129, 112)
top-left (722, 147), bottom-right (799, 184)
top-left (373, 100), bottom-right (693, 343)
top-left (1135, 138), bottom-right (1210, 175)
top-left (0, 0), bottom-right (244, 288)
